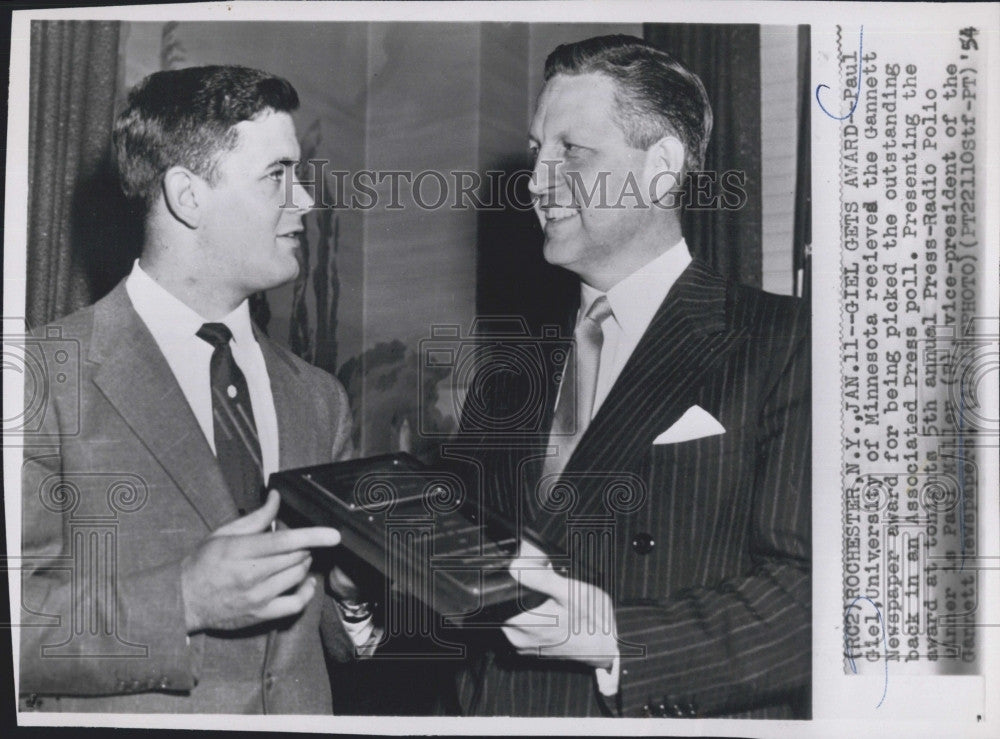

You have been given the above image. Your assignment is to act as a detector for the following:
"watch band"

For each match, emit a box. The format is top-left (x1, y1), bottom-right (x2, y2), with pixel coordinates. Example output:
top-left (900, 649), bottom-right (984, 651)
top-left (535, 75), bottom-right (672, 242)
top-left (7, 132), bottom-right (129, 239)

top-left (334, 598), bottom-right (376, 624)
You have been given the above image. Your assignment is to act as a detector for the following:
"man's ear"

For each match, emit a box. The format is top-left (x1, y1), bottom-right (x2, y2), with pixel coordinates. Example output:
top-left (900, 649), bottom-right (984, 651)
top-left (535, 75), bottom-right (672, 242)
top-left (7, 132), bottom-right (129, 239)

top-left (643, 135), bottom-right (686, 205)
top-left (161, 166), bottom-right (207, 229)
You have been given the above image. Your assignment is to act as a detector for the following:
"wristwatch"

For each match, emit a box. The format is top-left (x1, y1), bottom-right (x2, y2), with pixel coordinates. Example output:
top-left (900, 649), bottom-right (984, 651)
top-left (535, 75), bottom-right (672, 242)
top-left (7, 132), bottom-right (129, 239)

top-left (334, 597), bottom-right (376, 623)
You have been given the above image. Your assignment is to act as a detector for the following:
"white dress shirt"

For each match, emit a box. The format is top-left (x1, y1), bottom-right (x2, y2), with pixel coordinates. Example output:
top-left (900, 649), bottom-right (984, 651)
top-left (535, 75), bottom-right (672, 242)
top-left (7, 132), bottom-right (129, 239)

top-left (574, 239), bottom-right (692, 698)
top-left (125, 260), bottom-right (279, 478)
top-left (580, 238), bottom-right (692, 420)
top-left (126, 261), bottom-right (376, 647)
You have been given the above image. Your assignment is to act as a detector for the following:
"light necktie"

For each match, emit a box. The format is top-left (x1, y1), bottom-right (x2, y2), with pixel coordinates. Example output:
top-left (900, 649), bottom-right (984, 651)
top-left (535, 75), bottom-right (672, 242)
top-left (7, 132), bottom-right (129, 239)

top-left (196, 322), bottom-right (264, 515)
top-left (542, 295), bottom-right (613, 484)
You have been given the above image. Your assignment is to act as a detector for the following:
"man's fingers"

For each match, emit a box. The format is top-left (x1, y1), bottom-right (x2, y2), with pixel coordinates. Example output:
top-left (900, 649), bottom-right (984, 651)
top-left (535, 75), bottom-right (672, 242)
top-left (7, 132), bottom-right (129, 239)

top-left (508, 539), bottom-right (560, 597)
top-left (518, 539), bottom-right (548, 559)
top-left (214, 490), bottom-right (280, 536)
top-left (501, 623), bottom-right (528, 649)
top-left (510, 557), bottom-right (567, 601)
top-left (223, 526), bottom-right (340, 559)
top-left (238, 550), bottom-right (311, 585)
top-left (254, 576), bottom-right (318, 622)
top-left (503, 598), bottom-right (559, 627)
top-left (249, 555), bottom-right (314, 604)
top-left (502, 622), bottom-right (555, 652)
top-left (248, 526), bottom-right (341, 556)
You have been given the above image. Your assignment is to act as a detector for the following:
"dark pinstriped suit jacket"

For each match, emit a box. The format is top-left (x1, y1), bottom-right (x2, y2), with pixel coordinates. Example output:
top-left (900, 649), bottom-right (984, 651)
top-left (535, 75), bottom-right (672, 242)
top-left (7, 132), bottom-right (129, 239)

top-left (453, 259), bottom-right (811, 718)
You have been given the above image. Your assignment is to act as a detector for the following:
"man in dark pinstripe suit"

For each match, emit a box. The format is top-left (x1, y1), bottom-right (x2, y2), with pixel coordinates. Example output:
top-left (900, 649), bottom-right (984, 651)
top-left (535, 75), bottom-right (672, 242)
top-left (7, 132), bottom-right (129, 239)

top-left (453, 35), bottom-right (810, 718)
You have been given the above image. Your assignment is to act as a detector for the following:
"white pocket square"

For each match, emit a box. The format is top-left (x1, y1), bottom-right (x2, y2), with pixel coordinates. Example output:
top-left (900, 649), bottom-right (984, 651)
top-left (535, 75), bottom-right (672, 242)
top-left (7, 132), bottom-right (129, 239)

top-left (653, 405), bottom-right (726, 445)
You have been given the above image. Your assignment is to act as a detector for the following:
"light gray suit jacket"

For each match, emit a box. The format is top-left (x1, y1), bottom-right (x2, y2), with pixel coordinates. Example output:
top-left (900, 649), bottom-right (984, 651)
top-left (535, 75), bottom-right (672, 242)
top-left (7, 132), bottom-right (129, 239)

top-left (19, 281), bottom-right (356, 713)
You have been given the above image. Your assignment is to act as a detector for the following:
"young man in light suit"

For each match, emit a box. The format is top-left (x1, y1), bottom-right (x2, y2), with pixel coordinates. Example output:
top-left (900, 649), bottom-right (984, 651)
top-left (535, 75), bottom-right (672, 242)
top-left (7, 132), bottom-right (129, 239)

top-left (455, 35), bottom-right (811, 718)
top-left (19, 66), bottom-right (371, 713)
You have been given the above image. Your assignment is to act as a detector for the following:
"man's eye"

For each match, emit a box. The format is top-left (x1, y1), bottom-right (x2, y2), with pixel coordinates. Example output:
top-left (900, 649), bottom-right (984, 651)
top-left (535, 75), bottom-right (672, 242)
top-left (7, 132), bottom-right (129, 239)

top-left (267, 169), bottom-right (283, 182)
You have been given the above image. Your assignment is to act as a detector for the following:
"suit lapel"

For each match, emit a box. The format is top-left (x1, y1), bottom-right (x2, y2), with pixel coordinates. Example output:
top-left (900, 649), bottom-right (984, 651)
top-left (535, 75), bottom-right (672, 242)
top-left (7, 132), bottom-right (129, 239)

top-left (536, 260), bottom-right (751, 547)
top-left (519, 300), bottom-right (579, 520)
top-left (255, 331), bottom-right (313, 471)
top-left (90, 283), bottom-right (236, 531)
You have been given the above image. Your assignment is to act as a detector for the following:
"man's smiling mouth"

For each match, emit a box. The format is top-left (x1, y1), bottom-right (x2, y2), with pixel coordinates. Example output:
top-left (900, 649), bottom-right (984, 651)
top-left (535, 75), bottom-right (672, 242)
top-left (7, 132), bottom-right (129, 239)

top-left (541, 206), bottom-right (580, 223)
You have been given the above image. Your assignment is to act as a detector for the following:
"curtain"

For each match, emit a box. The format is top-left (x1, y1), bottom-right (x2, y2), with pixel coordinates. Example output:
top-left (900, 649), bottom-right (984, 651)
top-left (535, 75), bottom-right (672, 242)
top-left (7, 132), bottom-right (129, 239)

top-left (644, 24), bottom-right (763, 287)
top-left (793, 25), bottom-right (812, 300)
top-left (27, 20), bottom-right (127, 328)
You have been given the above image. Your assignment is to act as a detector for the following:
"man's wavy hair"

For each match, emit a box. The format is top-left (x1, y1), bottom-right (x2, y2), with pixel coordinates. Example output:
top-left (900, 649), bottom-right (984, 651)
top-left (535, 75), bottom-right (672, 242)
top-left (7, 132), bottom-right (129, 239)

top-left (113, 65), bottom-right (299, 211)
top-left (544, 35), bottom-right (713, 176)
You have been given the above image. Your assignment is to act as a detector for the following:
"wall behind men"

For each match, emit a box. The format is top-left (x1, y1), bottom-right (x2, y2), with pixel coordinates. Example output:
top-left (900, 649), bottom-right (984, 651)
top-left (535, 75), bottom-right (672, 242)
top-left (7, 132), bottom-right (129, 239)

top-left (120, 21), bottom-right (797, 459)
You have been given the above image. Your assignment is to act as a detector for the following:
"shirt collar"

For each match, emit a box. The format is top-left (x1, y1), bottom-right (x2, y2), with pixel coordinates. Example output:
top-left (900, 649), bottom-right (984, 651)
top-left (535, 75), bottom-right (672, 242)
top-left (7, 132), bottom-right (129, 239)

top-left (579, 238), bottom-right (692, 340)
top-left (125, 259), bottom-right (255, 347)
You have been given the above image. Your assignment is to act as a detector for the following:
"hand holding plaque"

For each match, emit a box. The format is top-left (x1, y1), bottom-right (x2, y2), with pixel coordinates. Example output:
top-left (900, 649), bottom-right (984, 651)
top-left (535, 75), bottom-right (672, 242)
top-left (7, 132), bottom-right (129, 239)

top-left (268, 453), bottom-right (548, 626)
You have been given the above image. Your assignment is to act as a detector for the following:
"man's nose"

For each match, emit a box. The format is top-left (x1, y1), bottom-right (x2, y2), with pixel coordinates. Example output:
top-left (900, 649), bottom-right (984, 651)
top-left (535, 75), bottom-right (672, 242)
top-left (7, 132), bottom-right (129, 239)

top-left (290, 178), bottom-right (315, 212)
top-left (528, 155), bottom-right (561, 197)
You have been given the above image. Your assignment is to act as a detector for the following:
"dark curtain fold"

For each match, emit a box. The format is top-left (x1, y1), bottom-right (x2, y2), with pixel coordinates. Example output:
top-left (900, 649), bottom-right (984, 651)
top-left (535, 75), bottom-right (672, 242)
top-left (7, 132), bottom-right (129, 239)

top-left (644, 24), bottom-right (763, 287)
top-left (793, 25), bottom-right (812, 300)
top-left (27, 20), bottom-right (127, 328)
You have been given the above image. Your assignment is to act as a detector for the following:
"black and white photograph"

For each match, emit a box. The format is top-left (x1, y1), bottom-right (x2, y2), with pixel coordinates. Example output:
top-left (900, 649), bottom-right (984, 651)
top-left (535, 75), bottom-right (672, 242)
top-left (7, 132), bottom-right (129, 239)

top-left (2, 2), bottom-right (997, 737)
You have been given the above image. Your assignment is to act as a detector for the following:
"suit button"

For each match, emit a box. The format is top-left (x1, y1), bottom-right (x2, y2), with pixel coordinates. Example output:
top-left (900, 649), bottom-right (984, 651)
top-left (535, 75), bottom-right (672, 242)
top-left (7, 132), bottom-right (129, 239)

top-left (265, 672), bottom-right (275, 691)
top-left (631, 533), bottom-right (655, 554)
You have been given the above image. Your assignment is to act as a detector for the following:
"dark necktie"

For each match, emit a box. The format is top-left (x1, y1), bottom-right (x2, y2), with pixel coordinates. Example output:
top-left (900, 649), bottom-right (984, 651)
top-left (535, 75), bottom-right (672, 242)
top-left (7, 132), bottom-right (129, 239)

top-left (541, 295), bottom-right (614, 485)
top-left (196, 322), bottom-right (264, 515)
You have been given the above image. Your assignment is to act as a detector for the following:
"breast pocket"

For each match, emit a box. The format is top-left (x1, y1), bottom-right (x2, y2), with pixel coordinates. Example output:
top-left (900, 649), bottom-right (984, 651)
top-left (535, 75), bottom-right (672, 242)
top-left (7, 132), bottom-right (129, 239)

top-left (649, 421), bottom-right (750, 478)
top-left (616, 425), bottom-right (756, 600)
